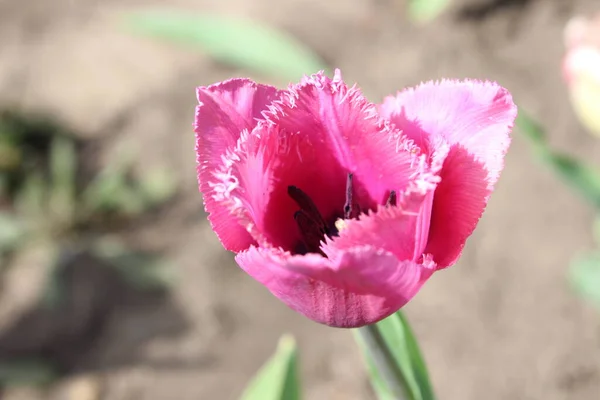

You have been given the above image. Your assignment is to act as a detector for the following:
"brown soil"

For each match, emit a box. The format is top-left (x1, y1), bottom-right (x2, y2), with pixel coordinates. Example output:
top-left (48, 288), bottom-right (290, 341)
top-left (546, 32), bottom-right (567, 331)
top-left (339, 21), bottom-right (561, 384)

top-left (1, 0), bottom-right (600, 399)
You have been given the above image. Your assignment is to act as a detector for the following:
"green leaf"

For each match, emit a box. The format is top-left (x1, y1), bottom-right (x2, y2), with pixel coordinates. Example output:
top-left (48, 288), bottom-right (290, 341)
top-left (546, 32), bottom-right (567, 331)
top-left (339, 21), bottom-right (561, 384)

top-left (354, 312), bottom-right (435, 400)
top-left (83, 151), bottom-right (173, 217)
top-left (517, 112), bottom-right (600, 209)
top-left (0, 173), bottom-right (7, 198)
top-left (408, 0), bottom-right (451, 23)
top-left (0, 358), bottom-right (59, 386)
top-left (353, 331), bottom-right (396, 400)
top-left (0, 212), bottom-right (25, 251)
top-left (91, 239), bottom-right (174, 291)
top-left (82, 154), bottom-right (134, 215)
top-left (14, 172), bottom-right (47, 219)
top-left (123, 11), bottom-right (327, 82)
top-left (109, 185), bottom-right (147, 216)
top-left (48, 136), bottom-right (77, 225)
top-left (0, 138), bottom-right (21, 171)
top-left (570, 251), bottom-right (600, 309)
top-left (516, 112), bottom-right (546, 143)
top-left (240, 334), bottom-right (301, 400)
top-left (136, 167), bottom-right (177, 207)
top-left (40, 244), bottom-right (68, 309)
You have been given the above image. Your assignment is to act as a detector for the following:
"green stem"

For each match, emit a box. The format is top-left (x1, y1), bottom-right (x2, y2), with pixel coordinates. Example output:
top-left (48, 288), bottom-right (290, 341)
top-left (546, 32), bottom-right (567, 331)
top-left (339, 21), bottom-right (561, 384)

top-left (358, 324), bottom-right (411, 400)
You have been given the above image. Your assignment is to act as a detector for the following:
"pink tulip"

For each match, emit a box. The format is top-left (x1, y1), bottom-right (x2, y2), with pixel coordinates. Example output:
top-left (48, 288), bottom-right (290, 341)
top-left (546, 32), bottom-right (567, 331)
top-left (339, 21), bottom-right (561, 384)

top-left (195, 70), bottom-right (516, 328)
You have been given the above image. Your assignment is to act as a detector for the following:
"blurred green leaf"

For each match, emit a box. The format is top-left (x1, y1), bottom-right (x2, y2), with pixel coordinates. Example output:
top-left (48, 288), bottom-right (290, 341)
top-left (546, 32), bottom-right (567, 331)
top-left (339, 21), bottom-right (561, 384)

top-left (110, 185), bottom-right (147, 216)
top-left (408, 0), bottom-right (451, 23)
top-left (109, 253), bottom-right (173, 291)
top-left (41, 245), bottom-right (68, 309)
top-left (123, 11), bottom-right (327, 82)
top-left (48, 136), bottom-right (77, 225)
top-left (517, 112), bottom-right (600, 209)
top-left (137, 167), bottom-right (177, 207)
top-left (82, 155), bottom-right (134, 215)
top-left (354, 312), bottom-right (435, 400)
top-left (0, 173), bottom-right (7, 197)
top-left (83, 152), bottom-right (174, 217)
top-left (570, 251), bottom-right (600, 309)
top-left (15, 172), bottom-right (47, 219)
top-left (0, 212), bottom-right (25, 251)
top-left (0, 358), bottom-right (59, 386)
top-left (354, 330), bottom-right (396, 400)
top-left (516, 112), bottom-right (546, 143)
top-left (92, 239), bottom-right (174, 291)
top-left (0, 138), bottom-right (21, 171)
top-left (240, 334), bottom-right (301, 400)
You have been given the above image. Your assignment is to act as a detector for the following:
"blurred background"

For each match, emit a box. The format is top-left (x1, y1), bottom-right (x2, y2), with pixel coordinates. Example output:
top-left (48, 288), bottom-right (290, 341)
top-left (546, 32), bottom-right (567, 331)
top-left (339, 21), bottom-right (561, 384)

top-left (1, 0), bottom-right (600, 399)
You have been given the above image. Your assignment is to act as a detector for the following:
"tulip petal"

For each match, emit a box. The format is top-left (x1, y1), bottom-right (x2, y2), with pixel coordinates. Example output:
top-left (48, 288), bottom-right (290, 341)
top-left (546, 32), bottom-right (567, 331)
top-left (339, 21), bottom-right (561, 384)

top-left (380, 80), bottom-right (516, 267)
top-left (426, 145), bottom-right (492, 267)
top-left (380, 79), bottom-right (515, 182)
top-left (326, 186), bottom-right (436, 263)
top-left (195, 79), bottom-right (281, 251)
top-left (236, 245), bottom-right (435, 328)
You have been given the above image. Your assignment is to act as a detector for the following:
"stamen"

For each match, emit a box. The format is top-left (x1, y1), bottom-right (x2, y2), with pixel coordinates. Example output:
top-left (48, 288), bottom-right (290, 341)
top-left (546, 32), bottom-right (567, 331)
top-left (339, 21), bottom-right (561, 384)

top-left (287, 176), bottom-right (362, 256)
top-left (293, 210), bottom-right (326, 256)
top-left (386, 190), bottom-right (397, 207)
top-left (288, 186), bottom-right (327, 232)
top-left (343, 173), bottom-right (354, 219)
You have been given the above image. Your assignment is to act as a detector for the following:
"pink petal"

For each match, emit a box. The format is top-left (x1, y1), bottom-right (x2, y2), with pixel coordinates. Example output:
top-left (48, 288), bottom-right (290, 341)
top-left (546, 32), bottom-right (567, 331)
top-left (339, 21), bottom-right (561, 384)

top-left (325, 186), bottom-right (436, 263)
top-left (380, 80), bottom-right (517, 267)
top-left (380, 79), bottom-right (515, 180)
top-left (195, 79), bottom-right (281, 251)
top-left (208, 120), bottom-right (341, 251)
top-left (210, 124), bottom-right (292, 249)
top-left (426, 146), bottom-right (492, 267)
top-left (236, 245), bottom-right (435, 328)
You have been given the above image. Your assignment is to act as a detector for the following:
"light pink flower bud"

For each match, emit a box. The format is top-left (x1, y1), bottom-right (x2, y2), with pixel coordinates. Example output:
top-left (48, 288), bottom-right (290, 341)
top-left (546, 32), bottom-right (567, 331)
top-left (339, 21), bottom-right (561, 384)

top-left (563, 13), bottom-right (600, 136)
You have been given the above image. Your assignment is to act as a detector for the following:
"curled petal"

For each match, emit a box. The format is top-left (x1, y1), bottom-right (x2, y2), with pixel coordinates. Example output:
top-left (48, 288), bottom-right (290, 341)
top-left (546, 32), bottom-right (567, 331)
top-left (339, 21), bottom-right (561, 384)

top-left (379, 79), bottom-right (515, 187)
top-left (236, 246), bottom-right (435, 328)
top-left (325, 184), bottom-right (436, 263)
top-left (426, 146), bottom-right (492, 267)
top-left (195, 79), bottom-right (281, 251)
top-left (380, 80), bottom-right (517, 267)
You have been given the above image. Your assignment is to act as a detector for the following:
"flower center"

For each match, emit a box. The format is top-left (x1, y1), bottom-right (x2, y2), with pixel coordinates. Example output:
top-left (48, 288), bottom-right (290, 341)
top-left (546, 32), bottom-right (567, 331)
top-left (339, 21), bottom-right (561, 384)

top-left (288, 173), bottom-right (396, 256)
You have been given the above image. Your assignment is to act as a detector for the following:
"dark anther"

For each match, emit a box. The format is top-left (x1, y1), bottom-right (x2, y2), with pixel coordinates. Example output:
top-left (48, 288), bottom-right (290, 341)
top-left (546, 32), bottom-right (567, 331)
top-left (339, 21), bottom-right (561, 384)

top-left (386, 190), bottom-right (397, 207)
top-left (288, 175), bottom-right (363, 255)
top-left (343, 173), bottom-right (354, 219)
top-left (288, 186), bottom-right (328, 255)
top-left (293, 210), bottom-right (326, 256)
top-left (288, 186), bottom-right (327, 232)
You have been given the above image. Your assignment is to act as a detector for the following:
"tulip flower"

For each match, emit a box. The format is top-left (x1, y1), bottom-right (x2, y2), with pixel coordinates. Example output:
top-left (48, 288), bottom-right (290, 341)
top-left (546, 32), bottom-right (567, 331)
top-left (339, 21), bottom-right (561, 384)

top-left (195, 70), bottom-right (516, 328)
top-left (563, 13), bottom-right (600, 136)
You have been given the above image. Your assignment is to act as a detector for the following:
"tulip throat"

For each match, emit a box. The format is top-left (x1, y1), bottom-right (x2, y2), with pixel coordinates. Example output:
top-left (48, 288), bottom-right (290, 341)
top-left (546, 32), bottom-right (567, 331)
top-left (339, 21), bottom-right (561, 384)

top-left (287, 173), bottom-right (397, 256)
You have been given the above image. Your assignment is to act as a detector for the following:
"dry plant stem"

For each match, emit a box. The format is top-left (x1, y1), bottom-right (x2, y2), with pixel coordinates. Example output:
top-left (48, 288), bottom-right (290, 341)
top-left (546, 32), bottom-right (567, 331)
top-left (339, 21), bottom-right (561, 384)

top-left (358, 324), bottom-right (411, 400)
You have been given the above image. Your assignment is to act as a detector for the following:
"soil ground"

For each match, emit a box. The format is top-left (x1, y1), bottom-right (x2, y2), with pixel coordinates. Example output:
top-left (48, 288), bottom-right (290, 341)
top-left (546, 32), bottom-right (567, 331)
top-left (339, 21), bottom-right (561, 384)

top-left (1, 0), bottom-right (600, 399)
